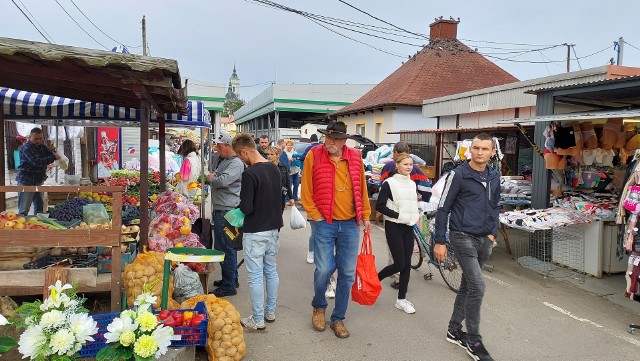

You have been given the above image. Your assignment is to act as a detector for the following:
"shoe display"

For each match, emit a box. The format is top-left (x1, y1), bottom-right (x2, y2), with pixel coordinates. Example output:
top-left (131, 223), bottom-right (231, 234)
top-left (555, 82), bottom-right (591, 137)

top-left (390, 280), bottom-right (400, 289)
top-left (241, 316), bottom-right (266, 330)
top-left (446, 329), bottom-right (468, 349)
top-left (312, 308), bottom-right (326, 331)
top-left (330, 321), bottom-right (350, 338)
top-left (394, 298), bottom-right (416, 314)
top-left (213, 280), bottom-right (240, 288)
top-left (210, 288), bottom-right (237, 297)
top-left (264, 311), bottom-right (276, 323)
top-left (306, 251), bottom-right (314, 264)
top-left (466, 339), bottom-right (494, 361)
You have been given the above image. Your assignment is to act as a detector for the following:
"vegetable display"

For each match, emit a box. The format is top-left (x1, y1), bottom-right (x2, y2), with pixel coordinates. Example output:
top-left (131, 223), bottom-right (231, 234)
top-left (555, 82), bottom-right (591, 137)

top-left (50, 198), bottom-right (98, 221)
top-left (123, 252), bottom-right (179, 310)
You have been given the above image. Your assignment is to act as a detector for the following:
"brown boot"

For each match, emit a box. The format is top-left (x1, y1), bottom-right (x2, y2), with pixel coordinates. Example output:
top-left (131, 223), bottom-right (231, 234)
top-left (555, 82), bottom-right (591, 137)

top-left (330, 321), bottom-right (350, 339)
top-left (312, 308), bottom-right (326, 331)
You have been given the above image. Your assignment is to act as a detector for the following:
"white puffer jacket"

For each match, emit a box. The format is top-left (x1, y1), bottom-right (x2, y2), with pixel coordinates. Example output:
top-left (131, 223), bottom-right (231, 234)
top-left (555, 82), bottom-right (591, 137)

top-left (384, 173), bottom-right (420, 226)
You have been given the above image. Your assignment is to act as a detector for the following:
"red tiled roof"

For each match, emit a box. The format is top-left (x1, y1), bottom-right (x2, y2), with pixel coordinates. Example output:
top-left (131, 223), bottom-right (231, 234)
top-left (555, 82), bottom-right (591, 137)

top-left (335, 39), bottom-right (518, 116)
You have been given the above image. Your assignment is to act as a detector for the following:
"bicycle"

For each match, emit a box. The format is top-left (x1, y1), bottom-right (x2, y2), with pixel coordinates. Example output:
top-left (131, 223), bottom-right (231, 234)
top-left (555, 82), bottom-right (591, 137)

top-left (410, 212), bottom-right (461, 293)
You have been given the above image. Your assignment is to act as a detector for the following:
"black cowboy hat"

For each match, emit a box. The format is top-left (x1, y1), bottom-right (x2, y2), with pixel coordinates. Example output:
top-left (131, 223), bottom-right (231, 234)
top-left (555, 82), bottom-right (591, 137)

top-left (318, 121), bottom-right (351, 139)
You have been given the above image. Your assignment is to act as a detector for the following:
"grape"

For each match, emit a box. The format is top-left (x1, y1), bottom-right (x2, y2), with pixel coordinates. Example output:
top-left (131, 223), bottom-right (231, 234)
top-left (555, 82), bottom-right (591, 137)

top-left (50, 198), bottom-right (98, 221)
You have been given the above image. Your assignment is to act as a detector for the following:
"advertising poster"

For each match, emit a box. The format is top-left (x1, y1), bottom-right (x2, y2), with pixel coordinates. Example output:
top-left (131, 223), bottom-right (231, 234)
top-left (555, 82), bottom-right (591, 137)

top-left (97, 127), bottom-right (121, 177)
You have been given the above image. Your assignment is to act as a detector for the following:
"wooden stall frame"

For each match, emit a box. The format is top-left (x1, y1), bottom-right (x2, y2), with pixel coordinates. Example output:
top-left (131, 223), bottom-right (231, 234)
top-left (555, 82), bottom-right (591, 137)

top-left (0, 185), bottom-right (123, 311)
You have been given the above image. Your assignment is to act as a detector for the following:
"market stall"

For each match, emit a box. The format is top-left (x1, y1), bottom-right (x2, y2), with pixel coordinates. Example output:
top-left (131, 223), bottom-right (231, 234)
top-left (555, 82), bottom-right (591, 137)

top-left (497, 77), bottom-right (640, 279)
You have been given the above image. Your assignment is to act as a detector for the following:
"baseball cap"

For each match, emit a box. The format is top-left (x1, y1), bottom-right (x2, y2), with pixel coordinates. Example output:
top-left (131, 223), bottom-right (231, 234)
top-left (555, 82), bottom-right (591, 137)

top-left (216, 131), bottom-right (234, 144)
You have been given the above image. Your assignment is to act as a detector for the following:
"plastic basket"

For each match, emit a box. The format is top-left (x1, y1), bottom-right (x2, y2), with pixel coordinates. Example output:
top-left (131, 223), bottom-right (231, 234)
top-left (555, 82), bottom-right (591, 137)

top-left (23, 254), bottom-right (97, 269)
top-left (164, 302), bottom-right (208, 347)
top-left (78, 311), bottom-right (120, 357)
top-left (78, 302), bottom-right (208, 356)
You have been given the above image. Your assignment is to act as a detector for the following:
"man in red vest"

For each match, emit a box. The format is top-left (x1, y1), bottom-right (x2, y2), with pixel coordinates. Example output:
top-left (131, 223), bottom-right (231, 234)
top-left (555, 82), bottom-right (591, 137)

top-left (301, 121), bottom-right (372, 339)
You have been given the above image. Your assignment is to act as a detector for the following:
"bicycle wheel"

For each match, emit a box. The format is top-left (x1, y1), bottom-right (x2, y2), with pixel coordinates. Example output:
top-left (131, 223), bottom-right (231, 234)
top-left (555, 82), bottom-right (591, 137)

top-left (437, 242), bottom-right (462, 293)
top-left (410, 237), bottom-right (423, 269)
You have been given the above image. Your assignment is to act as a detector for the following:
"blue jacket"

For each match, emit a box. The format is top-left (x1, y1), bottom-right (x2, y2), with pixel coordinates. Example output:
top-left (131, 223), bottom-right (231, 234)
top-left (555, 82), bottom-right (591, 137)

top-left (434, 161), bottom-right (500, 244)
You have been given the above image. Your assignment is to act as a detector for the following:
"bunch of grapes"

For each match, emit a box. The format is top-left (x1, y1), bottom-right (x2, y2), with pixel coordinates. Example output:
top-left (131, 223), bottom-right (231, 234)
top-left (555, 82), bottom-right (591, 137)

top-left (50, 198), bottom-right (98, 221)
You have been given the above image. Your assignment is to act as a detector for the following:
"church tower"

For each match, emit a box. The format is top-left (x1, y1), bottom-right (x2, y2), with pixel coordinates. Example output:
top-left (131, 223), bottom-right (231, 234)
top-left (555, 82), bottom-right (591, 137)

top-left (229, 65), bottom-right (240, 99)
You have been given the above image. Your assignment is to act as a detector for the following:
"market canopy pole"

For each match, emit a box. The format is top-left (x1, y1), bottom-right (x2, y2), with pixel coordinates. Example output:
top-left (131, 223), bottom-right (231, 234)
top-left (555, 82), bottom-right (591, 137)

top-left (134, 84), bottom-right (164, 247)
top-left (0, 105), bottom-right (5, 212)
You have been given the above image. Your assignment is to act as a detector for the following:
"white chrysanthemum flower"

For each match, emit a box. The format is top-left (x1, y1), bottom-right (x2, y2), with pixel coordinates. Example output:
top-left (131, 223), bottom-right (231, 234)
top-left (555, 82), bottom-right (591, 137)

top-left (69, 313), bottom-right (98, 343)
top-left (134, 293), bottom-right (157, 314)
top-left (120, 309), bottom-right (137, 320)
top-left (49, 328), bottom-right (75, 355)
top-left (18, 325), bottom-right (47, 359)
top-left (0, 313), bottom-right (8, 326)
top-left (151, 325), bottom-right (174, 357)
top-left (39, 310), bottom-right (65, 330)
top-left (104, 316), bottom-right (139, 344)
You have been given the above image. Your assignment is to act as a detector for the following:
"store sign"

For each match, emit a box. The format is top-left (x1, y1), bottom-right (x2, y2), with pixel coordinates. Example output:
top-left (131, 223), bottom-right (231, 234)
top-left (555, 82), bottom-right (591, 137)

top-left (97, 127), bottom-right (121, 177)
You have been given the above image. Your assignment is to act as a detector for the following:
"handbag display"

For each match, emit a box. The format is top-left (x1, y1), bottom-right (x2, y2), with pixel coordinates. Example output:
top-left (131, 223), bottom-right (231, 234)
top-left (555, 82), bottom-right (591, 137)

top-left (351, 232), bottom-right (382, 306)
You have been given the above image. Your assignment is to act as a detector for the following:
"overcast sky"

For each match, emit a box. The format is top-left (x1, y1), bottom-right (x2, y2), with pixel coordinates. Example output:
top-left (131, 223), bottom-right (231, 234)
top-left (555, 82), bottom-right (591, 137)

top-left (4, 0), bottom-right (640, 101)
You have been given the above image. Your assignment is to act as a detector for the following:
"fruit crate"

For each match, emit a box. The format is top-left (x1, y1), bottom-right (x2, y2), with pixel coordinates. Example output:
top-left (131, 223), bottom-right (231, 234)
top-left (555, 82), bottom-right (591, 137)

top-left (163, 301), bottom-right (208, 347)
top-left (96, 243), bottom-right (137, 274)
top-left (23, 254), bottom-right (97, 269)
top-left (78, 301), bottom-right (209, 357)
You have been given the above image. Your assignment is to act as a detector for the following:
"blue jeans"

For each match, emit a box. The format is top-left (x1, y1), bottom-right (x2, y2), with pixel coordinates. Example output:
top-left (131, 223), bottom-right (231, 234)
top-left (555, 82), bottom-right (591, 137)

top-left (212, 210), bottom-right (238, 291)
top-left (448, 231), bottom-right (493, 342)
top-left (243, 229), bottom-right (280, 321)
top-left (290, 173), bottom-right (300, 201)
top-left (17, 180), bottom-right (44, 216)
top-left (311, 219), bottom-right (359, 323)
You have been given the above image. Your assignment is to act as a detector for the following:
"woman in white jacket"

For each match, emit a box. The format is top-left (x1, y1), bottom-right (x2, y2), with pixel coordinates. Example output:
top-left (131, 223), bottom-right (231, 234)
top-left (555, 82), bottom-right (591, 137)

top-left (176, 139), bottom-right (202, 199)
top-left (375, 153), bottom-right (420, 314)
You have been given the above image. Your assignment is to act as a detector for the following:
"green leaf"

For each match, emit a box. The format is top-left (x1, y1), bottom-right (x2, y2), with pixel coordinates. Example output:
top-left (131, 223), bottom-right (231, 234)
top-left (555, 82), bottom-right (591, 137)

top-left (0, 336), bottom-right (18, 353)
top-left (97, 345), bottom-right (133, 361)
top-left (134, 353), bottom-right (153, 361)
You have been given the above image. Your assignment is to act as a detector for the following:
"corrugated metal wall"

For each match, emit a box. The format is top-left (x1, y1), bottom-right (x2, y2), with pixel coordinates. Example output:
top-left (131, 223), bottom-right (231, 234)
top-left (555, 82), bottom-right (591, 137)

top-left (400, 132), bottom-right (436, 166)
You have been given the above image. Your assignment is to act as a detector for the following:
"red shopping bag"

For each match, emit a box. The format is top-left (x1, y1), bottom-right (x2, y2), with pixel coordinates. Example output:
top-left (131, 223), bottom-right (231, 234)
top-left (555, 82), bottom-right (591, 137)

top-left (351, 232), bottom-right (382, 306)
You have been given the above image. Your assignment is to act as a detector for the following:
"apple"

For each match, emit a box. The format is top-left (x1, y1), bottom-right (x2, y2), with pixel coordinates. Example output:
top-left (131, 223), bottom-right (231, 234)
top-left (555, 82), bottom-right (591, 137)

top-left (4, 221), bottom-right (16, 228)
top-left (27, 217), bottom-right (38, 224)
top-left (14, 223), bottom-right (25, 230)
top-left (15, 216), bottom-right (26, 224)
top-left (5, 211), bottom-right (16, 220)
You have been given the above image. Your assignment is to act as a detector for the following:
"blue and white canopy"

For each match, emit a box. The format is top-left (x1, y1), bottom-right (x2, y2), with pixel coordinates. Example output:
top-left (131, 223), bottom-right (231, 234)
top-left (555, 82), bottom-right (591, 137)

top-left (0, 88), bottom-right (211, 128)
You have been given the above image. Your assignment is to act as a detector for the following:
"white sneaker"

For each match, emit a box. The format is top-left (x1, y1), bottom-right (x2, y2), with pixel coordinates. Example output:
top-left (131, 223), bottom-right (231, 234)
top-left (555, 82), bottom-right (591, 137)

top-left (395, 299), bottom-right (415, 314)
top-left (306, 251), bottom-right (314, 264)
top-left (325, 283), bottom-right (335, 299)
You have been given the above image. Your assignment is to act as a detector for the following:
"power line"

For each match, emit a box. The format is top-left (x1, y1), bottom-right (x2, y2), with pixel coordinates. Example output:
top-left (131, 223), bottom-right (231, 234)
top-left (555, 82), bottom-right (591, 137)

top-left (16, 0), bottom-right (55, 42)
top-left (626, 41), bottom-right (640, 52)
top-left (68, 0), bottom-right (141, 48)
top-left (336, 0), bottom-right (425, 38)
top-left (11, 0), bottom-right (52, 43)
top-left (53, 0), bottom-right (108, 50)
top-left (459, 38), bottom-right (558, 47)
top-left (571, 45), bottom-right (582, 70)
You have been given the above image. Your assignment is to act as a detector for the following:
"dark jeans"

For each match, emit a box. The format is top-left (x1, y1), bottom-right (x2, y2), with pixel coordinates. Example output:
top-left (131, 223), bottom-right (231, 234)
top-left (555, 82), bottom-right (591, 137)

top-left (212, 210), bottom-right (238, 291)
top-left (289, 173), bottom-right (300, 201)
top-left (448, 231), bottom-right (493, 342)
top-left (377, 221), bottom-right (413, 299)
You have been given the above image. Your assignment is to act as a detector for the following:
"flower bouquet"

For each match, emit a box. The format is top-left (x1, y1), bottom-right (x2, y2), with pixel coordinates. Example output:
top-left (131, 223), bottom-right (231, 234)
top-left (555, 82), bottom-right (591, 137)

top-left (96, 292), bottom-right (175, 361)
top-left (14, 280), bottom-right (98, 360)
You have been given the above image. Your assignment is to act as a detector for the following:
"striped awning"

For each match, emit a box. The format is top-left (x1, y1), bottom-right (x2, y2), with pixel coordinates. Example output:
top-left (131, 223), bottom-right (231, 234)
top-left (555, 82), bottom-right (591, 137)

top-left (0, 88), bottom-right (211, 128)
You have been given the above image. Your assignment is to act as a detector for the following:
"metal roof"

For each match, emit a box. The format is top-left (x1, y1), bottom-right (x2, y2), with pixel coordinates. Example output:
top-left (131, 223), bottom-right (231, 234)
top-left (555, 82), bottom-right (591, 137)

top-left (496, 109), bottom-right (640, 124)
top-left (526, 74), bottom-right (640, 94)
top-left (0, 37), bottom-right (187, 115)
top-left (388, 125), bottom-right (523, 134)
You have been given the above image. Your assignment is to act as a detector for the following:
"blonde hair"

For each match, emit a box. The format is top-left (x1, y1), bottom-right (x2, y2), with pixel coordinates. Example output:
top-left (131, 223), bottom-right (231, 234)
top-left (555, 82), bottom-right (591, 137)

top-left (268, 146), bottom-right (281, 156)
top-left (286, 139), bottom-right (294, 146)
top-left (395, 152), bottom-right (413, 165)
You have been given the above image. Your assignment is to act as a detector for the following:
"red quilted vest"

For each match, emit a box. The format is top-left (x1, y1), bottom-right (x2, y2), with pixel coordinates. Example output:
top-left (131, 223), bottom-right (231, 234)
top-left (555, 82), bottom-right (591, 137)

top-left (311, 145), bottom-right (364, 224)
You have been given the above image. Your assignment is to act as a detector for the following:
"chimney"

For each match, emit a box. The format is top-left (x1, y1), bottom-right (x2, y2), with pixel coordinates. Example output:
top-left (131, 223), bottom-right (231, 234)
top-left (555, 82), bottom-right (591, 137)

top-left (429, 17), bottom-right (459, 41)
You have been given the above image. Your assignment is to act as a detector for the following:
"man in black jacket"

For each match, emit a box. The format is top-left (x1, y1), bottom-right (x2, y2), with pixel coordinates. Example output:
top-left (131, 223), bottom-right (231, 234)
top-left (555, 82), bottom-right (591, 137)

top-left (433, 133), bottom-right (500, 361)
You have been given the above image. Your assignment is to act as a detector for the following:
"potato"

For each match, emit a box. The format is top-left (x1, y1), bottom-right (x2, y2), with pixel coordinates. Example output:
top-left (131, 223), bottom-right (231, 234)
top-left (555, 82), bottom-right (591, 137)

top-left (224, 317), bottom-right (232, 325)
top-left (215, 348), bottom-right (226, 358)
top-left (236, 342), bottom-right (246, 354)
top-left (143, 266), bottom-right (155, 277)
top-left (49, 247), bottom-right (62, 256)
top-left (77, 247), bottom-right (88, 255)
top-left (234, 353), bottom-right (243, 361)
top-left (225, 346), bottom-right (237, 357)
top-left (221, 334), bottom-right (231, 342)
top-left (213, 331), bottom-right (222, 340)
top-left (230, 330), bottom-right (239, 339)
top-left (231, 337), bottom-right (241, 346)
top-left (213, 340), bottom-right (221, 349)
top-left (87, 246), bottom-right (97, 253)
top-left (221, 325), bottom-right (232, 334)
top-left (218, 357), bottom-right (232, 361)
top-left (221, 341), bottom-right (232, 349)
top-left (212, 318), bottom-right (225, 331)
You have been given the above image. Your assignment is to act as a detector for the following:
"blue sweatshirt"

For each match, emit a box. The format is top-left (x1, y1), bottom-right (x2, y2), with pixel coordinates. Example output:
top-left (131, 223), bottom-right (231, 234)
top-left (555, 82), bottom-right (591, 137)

top-left (434, 161), bottom-right (500, 244)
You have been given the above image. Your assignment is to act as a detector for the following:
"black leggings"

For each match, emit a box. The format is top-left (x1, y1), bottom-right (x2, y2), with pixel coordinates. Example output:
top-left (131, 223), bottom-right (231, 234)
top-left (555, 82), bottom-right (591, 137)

top-left (378, 220), bottom-right (414, 299)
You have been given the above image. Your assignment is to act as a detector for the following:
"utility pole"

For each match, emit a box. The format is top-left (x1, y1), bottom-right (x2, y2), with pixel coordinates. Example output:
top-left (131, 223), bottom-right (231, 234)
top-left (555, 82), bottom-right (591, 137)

top-left (142, 15), bottom-right (147, 56)
top-left (616, 37), bottom-right (625, 65)
top-left (564, 43), bottom-right (574, 73)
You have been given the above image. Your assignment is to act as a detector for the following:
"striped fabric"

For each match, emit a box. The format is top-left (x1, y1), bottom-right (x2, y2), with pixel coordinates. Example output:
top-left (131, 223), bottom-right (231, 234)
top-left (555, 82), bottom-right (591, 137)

top-left (0, 88), bottom-right (211, 128)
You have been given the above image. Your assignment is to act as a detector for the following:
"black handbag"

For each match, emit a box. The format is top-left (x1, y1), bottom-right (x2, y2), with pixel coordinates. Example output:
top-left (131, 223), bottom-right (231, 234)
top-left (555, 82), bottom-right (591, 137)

top-left (191, 218), bottom-right (212, 249)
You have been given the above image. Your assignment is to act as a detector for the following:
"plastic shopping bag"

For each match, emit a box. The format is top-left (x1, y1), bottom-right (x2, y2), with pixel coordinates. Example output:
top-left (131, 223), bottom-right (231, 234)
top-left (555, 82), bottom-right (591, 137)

top-left (290, 206), bottom-right (306, 230)
top-left (173, 263), bottom-right (204, 303)
top-left (224, 208), bottom-right (244, 228)
top-left (55, 149), bottom-right (69, 170)
top-left (351, 232), bottom-right (382, 306)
